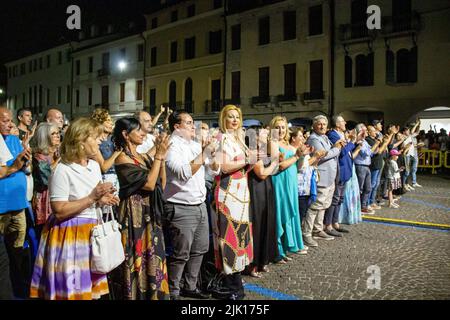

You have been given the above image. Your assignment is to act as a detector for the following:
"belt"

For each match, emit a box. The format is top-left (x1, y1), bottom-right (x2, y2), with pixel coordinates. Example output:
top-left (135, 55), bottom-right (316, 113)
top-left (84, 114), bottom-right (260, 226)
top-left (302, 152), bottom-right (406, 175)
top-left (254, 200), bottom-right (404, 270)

top-left (168, 201), bottom-right (203, 207)
top-left (355, 164), bottom-right (370, 167)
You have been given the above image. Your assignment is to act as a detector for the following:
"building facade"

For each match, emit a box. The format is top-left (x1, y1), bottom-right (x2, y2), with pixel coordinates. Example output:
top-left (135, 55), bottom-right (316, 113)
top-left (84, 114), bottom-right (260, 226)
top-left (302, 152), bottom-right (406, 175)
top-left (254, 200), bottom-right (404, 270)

top-left (72, 34), bottom-right (145, 117)
top-left (5, 44), bottom-right (73, 120)
top-left (334, 0), bottom-right (450, 124)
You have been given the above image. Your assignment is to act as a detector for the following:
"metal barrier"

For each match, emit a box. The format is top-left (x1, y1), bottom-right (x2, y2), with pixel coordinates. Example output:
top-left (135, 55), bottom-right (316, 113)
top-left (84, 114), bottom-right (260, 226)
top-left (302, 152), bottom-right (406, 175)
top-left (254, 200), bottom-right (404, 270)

top-left (444, 151), bottom-right (450, 169)
top-left (417, 149), bottom-right (443, 174)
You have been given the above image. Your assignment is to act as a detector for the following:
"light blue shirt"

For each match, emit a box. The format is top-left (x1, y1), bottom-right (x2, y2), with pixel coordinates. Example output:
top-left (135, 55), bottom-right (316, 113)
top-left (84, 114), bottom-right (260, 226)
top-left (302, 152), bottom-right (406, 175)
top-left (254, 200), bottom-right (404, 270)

top-left (354, 140), bottom-right (373, 166)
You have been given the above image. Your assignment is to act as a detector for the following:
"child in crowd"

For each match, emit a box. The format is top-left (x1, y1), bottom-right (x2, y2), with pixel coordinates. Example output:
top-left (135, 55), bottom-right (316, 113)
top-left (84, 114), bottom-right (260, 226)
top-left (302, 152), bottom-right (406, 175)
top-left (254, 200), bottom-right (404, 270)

top-left (386, 149), bottom-right (403, 208)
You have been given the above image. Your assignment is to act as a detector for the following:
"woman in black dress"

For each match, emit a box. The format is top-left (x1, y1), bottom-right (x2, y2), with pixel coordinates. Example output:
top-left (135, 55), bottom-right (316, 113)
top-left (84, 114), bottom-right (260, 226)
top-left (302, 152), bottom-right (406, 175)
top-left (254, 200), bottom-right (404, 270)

top-left (247, 128), bottom-right (279, 277)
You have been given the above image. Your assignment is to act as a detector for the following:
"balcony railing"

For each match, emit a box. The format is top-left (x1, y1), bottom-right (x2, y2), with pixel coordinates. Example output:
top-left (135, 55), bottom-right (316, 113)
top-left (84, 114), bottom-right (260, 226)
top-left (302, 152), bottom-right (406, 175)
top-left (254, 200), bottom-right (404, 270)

top-left (179, 101), bottom-right (194, 113)
top-left (339, 22), bottom-right (376, 43)
top-left (277, 94), bottom-right (298, 103)
top-left (381, 11), bottom-right (421, 35)
top-left (302, 91), bottom-right (324, 101)
top-left (205, 99), bottom-right (222, 113)
top-left (251, 96), bottom-right (271, 105)
top-left (97, 67), bottom-right (110, 78)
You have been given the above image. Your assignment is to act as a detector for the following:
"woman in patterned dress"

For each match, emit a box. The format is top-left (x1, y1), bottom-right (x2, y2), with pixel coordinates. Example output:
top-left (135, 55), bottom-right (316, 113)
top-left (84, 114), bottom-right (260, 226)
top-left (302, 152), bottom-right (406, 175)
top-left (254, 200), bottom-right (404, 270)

top-left (210, 105), bottom-right (253, 300)
top-left (113, 117), bottom-right (171, 300)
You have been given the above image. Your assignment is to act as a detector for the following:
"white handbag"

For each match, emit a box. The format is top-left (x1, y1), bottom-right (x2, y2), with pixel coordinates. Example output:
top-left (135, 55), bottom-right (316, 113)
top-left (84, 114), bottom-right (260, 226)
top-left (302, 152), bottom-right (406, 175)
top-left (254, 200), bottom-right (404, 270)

top-left (90, 206), bottom-right (125, 274)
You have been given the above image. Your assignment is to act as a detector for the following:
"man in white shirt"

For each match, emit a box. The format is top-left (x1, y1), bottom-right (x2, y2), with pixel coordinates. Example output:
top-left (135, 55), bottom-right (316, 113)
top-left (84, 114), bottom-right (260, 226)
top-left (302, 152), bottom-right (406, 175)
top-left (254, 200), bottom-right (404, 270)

top-left (163, 111), bottom-right (219, 300)
top-left (135, 107), bottom-right (166, 155)
top-left (402, 121), bottom-right (422, 190)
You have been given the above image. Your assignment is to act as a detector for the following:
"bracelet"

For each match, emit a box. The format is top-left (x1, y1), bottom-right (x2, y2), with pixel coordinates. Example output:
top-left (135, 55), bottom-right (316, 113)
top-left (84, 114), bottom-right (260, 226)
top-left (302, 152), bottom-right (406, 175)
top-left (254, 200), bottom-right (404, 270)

top-left (154, 157), bottom-right (164, 161)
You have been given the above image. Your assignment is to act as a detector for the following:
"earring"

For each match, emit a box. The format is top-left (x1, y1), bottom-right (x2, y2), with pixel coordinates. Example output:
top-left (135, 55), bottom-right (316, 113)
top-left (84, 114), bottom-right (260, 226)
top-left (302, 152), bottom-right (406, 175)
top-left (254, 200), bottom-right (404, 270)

top-left (81, 145), bottom-right (85, 150)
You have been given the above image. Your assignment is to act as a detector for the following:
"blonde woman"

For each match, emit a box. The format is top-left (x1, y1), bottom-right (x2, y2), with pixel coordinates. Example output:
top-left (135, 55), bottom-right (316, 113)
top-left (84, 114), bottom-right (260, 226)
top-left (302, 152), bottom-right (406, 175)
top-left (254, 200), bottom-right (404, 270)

top-left (211, 105), bottom-right (253, 300)
top-left (269, 116), bottom-right (308, 264)
top-left (30, 118), bottom-right (119, 300)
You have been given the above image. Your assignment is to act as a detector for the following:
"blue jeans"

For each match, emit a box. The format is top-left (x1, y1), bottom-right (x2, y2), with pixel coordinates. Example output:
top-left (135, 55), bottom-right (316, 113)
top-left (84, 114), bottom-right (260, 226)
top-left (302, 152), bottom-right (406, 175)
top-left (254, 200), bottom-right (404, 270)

top-left (403, 156), bottom-right (418, 185)
top-left (355, 165), bottom-right (372, 209)
top-left (368, 169), bottom-right (381, 205)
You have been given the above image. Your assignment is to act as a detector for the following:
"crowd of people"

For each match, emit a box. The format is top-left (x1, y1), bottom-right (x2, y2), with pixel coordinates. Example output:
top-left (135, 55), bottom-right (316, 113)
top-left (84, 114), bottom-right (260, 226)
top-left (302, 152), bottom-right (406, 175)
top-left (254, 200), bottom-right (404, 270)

top-left (0, 102), bottom-right (440, 300)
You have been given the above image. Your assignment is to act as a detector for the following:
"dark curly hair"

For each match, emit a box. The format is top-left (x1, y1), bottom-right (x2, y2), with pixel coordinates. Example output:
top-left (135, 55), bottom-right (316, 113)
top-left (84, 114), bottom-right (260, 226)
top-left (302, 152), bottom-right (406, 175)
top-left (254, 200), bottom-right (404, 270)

top-left (112, 117), bottom-right (141, 152)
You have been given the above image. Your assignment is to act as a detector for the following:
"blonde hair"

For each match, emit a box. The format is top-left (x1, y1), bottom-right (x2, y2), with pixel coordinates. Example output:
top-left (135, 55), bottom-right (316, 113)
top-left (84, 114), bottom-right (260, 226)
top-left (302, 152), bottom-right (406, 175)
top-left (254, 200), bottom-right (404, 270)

top-left (91, 108), bottom-right (111, 125)
top-left (60, 117), bottom-right (102, 163)
top-left (269, 116), bottom-right (290, 143)
top-left (219, 105), bottom-right (243, 134)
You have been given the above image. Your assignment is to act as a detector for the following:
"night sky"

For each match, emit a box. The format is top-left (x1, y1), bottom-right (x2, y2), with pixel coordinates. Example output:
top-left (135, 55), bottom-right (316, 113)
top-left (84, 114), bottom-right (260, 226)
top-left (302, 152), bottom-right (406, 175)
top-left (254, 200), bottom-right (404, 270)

top-left (0, 0), bottom-right (152, 80)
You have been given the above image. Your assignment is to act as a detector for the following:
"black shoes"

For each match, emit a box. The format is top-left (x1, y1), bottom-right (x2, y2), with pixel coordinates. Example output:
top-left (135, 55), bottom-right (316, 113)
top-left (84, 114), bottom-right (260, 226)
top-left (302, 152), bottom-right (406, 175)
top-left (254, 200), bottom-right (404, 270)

top-left (180, 288), bottom-right (211, 299)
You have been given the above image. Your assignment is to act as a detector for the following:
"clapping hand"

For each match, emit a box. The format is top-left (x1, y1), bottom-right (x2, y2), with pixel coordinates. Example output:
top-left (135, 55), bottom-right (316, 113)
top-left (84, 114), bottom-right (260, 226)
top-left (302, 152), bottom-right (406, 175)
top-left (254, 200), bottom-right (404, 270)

top-left (155, 133), bottom-right (171, 160)
top-left (89, 182), bottom-right (115, 203)
top-left (97, 194), bottom-right (120, 207)
top-left (314, 149), bottom-right (327, 159)
top-left (296, 144), bottom-right (314, 157)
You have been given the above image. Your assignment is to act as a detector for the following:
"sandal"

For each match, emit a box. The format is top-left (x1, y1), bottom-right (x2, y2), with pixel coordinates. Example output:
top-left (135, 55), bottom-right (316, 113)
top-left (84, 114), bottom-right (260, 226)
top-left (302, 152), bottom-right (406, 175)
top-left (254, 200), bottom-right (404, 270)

top-left (283, 256), bottom-right (293, 262)
top-left (275, 259), bottom-right (287, 264)
top-left (260, 265), bottom-right (270, 273)
top-left (250, 270), bottom-right (262, 278)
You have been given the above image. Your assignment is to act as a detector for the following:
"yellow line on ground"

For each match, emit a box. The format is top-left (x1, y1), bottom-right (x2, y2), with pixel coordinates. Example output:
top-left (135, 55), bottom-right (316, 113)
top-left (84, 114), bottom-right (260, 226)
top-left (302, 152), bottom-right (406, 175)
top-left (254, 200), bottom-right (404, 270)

top-left (362, 216), bottom-right (450, 229)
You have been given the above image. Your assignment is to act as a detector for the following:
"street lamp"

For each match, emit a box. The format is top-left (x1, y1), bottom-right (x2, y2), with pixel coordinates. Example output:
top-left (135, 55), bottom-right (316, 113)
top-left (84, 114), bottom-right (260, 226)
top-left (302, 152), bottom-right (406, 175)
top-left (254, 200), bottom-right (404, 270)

top-left (118, 61), bottom-right (127, 72)
top-left (0, 88), bottom-right (4, 95)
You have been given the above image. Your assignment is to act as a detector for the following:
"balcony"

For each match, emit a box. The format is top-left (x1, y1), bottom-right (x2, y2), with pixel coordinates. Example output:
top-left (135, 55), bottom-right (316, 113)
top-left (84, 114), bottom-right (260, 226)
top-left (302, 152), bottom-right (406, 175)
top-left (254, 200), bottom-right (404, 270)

top-left (339, 22), bottom-right (377, 44)
top-left (251, 96), bottom-right (271, 105)
top-left (302, 91), bottom-right (324, 101)
top-left (205, 99), bottom-right (222, 113)
top-left (224, 98), bottom-right (241, 106)
top-left (97, 67), bottom-right (110, 79)
top-left (178, 101), bottom-right (194, 113)
top-left (381, 11), bottom-right (421, 37)
top-left (277, 94), bottom-right (298, 103)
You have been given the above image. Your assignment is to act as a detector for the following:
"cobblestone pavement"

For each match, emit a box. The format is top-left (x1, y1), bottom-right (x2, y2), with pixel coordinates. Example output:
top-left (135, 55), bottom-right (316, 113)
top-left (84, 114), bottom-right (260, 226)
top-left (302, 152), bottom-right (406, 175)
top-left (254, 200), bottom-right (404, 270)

top-left (240, 174), bottom-right (450, 300)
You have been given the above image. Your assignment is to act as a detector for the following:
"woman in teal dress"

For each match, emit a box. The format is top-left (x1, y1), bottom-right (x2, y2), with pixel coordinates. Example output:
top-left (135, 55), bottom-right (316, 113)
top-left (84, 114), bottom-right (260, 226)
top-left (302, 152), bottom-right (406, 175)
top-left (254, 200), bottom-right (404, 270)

top-left (269, 116), bottom-right (307, 263)
top-left (339, 163), bottom-right (362, 225)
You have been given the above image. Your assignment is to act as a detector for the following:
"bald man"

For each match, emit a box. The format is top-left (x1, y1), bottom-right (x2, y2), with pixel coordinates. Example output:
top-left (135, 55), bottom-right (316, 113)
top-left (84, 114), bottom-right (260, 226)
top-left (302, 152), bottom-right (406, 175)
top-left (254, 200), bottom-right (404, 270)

top-left (45, 108), bottom-right (64, 130)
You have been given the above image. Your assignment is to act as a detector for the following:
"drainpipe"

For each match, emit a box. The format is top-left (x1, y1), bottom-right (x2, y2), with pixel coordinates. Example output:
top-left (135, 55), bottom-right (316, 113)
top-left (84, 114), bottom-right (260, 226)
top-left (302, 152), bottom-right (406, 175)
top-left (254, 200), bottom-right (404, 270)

top-left (329, 0), bottom-right (335, 118)
top-left (222, 0), bottom-right (228, 108)
top-left (69, 42), bottom-right (74, 120)
top-left (140, 32), bottom-right (147, 113)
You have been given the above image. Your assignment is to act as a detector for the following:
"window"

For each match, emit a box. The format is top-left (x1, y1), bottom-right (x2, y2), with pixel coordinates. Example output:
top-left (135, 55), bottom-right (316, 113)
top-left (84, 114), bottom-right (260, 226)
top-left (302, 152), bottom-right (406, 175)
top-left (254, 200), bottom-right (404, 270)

top-left (88, 88), bottom-right (93, 106)
top-left (136, 80), bottom-right (143, 101)
top-left (283, 11), bottom-right (296, 40)
top-left (58, 51), bottom-right (62, 65)
top-left (209, 30), bottom-right (222, 54)
top-left (46, 55), bottom-right (51, 68)
top-left (120, 48), bottom-right (126, 59)
top-left (396, 47), bottom-right (417, 83)
top-left (284, 63), bottom-right (296, 97)
top-left (75, 60), bottom-right (80, 75)
top-left (258, 67), bottom-right (270, 98)
top-left (309, 60), bottom-right (323, 93)
top-left (66, 49), bottom-right (71, 62)
top-left (76, 89), bottom-right (80, 107)
top-left (28, 61), bottom-right (32, 73)
top-left (149, 88), bottom-right (156, 114)
top-left (187, 4), bottom-right (195, 17)
top-left (138, 44), bottom-right (144, 62)
top-left (20, 63), bottom-right (26, 75)
top-left (57, 86), bottom-right (62, 104)
top-left (355, 53), bottom-right (374, 86)
top-left (120, 83), bottom-right (125, 103)
top-left (33, 59), bottom-right (37, 71)
top-left (170, 41), bottom-right (178, 63)
top-left (102, 85), bottom-right (109, 106)
top-left (309, 5), bottom-right (323, 36)
top-left (345, 55), bottom-right (353, 87)
top-left (386, 50), bottom-right (395, 84)
top-left (211, 79), bottom-right (221, 111)
top-left (351, 0), bottom-right (368, 38)
top-left (213, 0), bottom-right (222, 9)
top-left (151, 47), bottom-right (157, 67)
top-left (185, 37), bottom-right (196, 60)
top-left (231, 24), bottom-right (241, 50)
top-left (184, 78), bottom-right (193, 113)
top-left (102, 52), bottom-right (110, 70)
top-left (39, 57), bottom-right (43, 70)
top-left (171, 10), bottom-right (178, 22)
top-left (393, 0), bottom-right (412, 32)
top-left (259, 17), bottom-right (270, 45)
top-left (231, 71), bottom-right (240, 100)
top-left (66, 85), bottom-right (71, 103)
top-left (88, 56), bottom-right (93, 73)
top-left (169, 81), bottom-right (176, 109)
top-left (151, 17), bottom-right (158, 29)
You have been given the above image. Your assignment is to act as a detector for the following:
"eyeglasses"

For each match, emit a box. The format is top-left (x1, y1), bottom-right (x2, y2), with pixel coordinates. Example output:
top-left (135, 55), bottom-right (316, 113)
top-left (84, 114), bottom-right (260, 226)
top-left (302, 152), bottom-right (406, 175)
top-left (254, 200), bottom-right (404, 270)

top-left (181, 120), bottom-right (194, 126)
